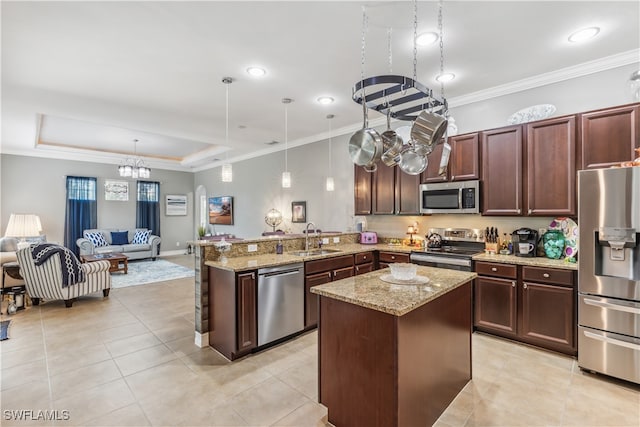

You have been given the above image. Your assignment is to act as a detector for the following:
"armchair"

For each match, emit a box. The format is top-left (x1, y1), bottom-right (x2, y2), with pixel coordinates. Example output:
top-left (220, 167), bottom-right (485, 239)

top-left (16, 246), bottom-right (111, 308)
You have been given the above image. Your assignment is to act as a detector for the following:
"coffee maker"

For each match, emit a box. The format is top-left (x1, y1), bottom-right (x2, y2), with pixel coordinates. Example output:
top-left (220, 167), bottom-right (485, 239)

top-left (512, 228), bottom-right (538, 257)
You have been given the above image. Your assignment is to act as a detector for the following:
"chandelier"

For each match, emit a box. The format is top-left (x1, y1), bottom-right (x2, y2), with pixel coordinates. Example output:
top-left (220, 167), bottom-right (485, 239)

top-left (118, 138), bottom-right (151, 179)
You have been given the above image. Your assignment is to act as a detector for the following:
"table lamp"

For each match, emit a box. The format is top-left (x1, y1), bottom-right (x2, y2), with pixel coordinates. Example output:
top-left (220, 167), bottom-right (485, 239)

top-left (4, 214), bottom-right (42, 249)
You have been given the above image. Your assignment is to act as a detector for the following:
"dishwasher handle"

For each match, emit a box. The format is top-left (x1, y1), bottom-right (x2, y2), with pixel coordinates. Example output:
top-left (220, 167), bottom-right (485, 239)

top-left (259, 268), bottom-right (302, 279)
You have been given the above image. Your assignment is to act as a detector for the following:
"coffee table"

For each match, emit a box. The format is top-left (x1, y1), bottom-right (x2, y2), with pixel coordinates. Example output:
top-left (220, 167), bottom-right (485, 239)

top-left (80, 253), bottom-right (128, 274)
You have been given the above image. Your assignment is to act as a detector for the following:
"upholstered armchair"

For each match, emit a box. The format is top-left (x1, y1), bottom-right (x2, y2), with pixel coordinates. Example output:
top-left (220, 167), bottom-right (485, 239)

top-left (16, 246), bottom-right (111, 308)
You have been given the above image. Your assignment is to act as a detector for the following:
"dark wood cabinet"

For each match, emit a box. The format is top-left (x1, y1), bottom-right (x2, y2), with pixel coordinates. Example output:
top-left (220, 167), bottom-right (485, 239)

top-left (354, 251), bottom-right (374, 275)
top-left (421, 142), bottom-right (447, 183)
top-left (474, 261), bottom-right (576, 355)
top-left (209, 267), bottom-right (257, 360)
top-left (373, 163), bottom-right (396, 214)
top-left (305, 255), bottom-right (355, 328)
top-left (481, 126), bottom-right (523, 215)
top-left (378, 251), bottom-right (410, 270)
top-left (579, 103), bottom-right (640, 169)
top-left (354, 165), bottom-right (373, 215)
top-left (421, 133), bottom-right (480, 183)
top-left (525, 115), bottom-right (577, 216)
top-left (395, 167), bottom-right (421, 214)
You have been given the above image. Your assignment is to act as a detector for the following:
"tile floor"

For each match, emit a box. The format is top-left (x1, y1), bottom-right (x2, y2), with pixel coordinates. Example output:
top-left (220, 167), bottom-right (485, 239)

top-left (1, 254), bottom-right (639, 426)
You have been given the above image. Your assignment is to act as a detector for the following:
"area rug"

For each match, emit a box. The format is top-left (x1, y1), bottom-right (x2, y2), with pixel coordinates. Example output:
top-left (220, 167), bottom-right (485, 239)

top-left (111, 259), bottom-right (194, 289)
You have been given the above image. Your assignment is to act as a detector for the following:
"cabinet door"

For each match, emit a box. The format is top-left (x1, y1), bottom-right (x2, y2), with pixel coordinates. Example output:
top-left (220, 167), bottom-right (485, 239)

top-left (333, 266), bottom-right (354, 281)
top-left (395, 167), bottom-right (420, 214)
top-left (521, 282), bottom-right (575, 354)
top-left (354, 165), bottom-right (373, 215)
top-left (305, 271), bottom-right (332, 328)
top-left (421, 143), bottom-right (448, 183)
top-left (237, 272), bottom-right (257, 353)
top-left (579, 104), bottom-right (640, 169)
top-left (372, 163), bottom-right (396, 214)
top-left (474, 276), bottom-right (517, 336)
top-left (378, 252), bottom-right (410, 264)
top-left (355, 262), bottom-right (374, 275)
top-left (449, 133), bottom-right (480, 181)
top-left (525, 116), bottom-right (576, 216)
top-left (481, 126), bottom-right (523, 215)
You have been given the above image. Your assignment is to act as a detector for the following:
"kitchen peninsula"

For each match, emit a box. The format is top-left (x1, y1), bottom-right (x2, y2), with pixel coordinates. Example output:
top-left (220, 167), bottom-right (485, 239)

top-left (311, 266), bottom-right (476, 427)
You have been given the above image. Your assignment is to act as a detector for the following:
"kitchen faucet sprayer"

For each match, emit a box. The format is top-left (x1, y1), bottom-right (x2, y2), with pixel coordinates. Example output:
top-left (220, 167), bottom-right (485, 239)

top-left (305, 222), bottom-right (317, 251)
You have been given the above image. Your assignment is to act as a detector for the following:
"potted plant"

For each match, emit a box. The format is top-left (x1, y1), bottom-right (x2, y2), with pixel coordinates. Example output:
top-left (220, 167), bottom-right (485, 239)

top-left (197, 225), bottom-right (206, 239)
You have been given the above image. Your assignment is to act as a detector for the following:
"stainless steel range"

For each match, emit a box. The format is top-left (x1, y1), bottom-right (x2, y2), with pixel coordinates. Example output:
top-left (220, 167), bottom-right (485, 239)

top-left (410, 228), bottom-right (485, 271)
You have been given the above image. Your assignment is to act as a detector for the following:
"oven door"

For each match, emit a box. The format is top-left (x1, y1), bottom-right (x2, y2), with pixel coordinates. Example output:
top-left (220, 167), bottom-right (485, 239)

top-left (410, 253), bottom-right (473, 271)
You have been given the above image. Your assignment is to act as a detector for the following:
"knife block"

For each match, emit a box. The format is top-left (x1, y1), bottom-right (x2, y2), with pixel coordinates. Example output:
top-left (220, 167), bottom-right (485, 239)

top-left (484, 242), bottom-right (498, 253)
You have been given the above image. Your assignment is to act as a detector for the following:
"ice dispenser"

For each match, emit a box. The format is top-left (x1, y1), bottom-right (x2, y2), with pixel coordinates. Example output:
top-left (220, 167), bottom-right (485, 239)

top-left (595, 227), bottom-right (640, 281)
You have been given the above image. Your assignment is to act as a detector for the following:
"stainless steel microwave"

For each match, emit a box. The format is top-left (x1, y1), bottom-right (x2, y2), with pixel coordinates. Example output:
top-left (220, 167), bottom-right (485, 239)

top-left (419, 180), bottom-right (480, 214)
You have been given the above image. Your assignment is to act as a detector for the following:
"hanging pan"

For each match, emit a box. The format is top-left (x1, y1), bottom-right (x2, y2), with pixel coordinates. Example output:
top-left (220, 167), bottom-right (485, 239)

top-left (381, 109), bottom-right (404, 166)
top-left (349, 91), bottom-right (383, 169)
top-left (411, 109), bottom-right (448, 156)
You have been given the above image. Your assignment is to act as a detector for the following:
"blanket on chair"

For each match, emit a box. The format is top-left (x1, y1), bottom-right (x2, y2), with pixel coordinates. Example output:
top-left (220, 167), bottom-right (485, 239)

top-left (31, 244), bottom-right (85, 287)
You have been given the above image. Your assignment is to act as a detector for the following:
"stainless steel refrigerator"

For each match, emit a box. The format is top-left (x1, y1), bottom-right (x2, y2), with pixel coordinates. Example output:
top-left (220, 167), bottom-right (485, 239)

top-left (578, 167), bottom-right (640, 384)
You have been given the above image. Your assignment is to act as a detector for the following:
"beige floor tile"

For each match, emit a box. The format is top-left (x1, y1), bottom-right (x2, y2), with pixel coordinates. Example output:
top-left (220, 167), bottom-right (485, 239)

top-left (165, 335), bottom-right (202, 357)
top-left (52, 378), bottom-right (136, 426)
top-left (124, 359), bottom-right (198, 401)
top-left (0, 379), bottom-right (51, 413)
top-left (1, 358), bottom-right (48, 391)
top-left (202, 357), bottom-right (273, 397)
top-left (181, 346), bottom-right (231, 373)
top-left (276, 355), bottom-right (318, 399)
top-left (228, 377), bottom-right (309, 426)
top-left (46, 343), bottom-right (112, 376)
top-left (114, 343), bottom-right (177, 376)
top-left (0, 344), bottom-right (46, 369)
top-left (104, 331), bottom-right (161, 358)
top-left (271, 401), bottom-right (327, 427)
top-left (247, 343), bottom-right (309, 376)
top-left (98, 321), bottom-right (150, 343)
top-left (49, 359), bottom-right (122, 400)
top-left (83, 403), bottom-right (151, 426)
top-left (151, 320), bottom-right (194, 343)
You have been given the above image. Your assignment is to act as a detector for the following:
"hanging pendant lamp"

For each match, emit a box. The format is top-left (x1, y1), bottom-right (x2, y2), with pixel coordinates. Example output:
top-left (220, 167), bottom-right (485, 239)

top-left (282, 98), bottom-right (293, 188)
top-left (221, 77), bottom-right (233, 182)
top-left (326, 114), bottom-right (335, 191)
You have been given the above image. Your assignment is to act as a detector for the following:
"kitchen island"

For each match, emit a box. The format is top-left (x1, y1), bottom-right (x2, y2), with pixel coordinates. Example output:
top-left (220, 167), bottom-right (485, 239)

top-left (311, 266), bottom-right (476, 427)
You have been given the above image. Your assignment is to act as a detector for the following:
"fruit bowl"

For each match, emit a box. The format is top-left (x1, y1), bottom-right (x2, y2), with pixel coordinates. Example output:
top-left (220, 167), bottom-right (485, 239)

top-left (389, 263), bottom-right (417, 281)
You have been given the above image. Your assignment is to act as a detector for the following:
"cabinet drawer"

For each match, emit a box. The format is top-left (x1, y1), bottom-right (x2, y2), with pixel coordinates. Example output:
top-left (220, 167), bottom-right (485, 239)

top-left (355, 262), bottom-right (374, 275)
top-left (475, 262), bottom-right (517, 279)
top-left (522, 266), bottom-right (574, 287)
top-left (378, 252), bottom-right (410, 263)
top-left (306, 255), bottom-right (354, 275)
top-left (355, 251), bottom-right (374, 265)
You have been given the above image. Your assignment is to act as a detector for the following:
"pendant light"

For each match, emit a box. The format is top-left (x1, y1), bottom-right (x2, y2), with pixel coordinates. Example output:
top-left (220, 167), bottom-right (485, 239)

top-left (282, 98), bottom-right (293, 188)
top-left (326, 114), bottom-right (335, 191)
top-left (221, 77), bottom-right (233, 182)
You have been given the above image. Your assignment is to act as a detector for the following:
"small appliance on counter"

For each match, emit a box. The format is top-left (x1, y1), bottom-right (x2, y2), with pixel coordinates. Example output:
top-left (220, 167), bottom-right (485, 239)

top-left (512, 228), bottom-right (538, 257)
top-left (360, 231), bottom-right (378, 245)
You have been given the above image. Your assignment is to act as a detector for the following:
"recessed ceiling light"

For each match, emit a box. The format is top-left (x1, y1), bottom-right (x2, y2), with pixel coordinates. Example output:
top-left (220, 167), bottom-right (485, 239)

top-left (435, 73), bottom-right (455, 83)
top-left (246, 67), bottom-right (266, 77)
top-left (568, 27), bottom-right (600, 43)
top-left (416, 32), bottom-right (439, 46)
top-left (317, 96), bottom-right (335, 105)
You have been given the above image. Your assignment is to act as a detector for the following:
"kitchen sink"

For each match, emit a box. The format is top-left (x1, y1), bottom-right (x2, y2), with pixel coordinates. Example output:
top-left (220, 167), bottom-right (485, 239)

top-left (289, 248), bottom-right (342, 257)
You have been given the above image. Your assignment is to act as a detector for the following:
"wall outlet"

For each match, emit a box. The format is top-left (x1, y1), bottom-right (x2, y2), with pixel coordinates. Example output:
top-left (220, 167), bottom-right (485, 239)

top-left (333, 237), bottom-right (340, 243)
top-left (322, 237), bottom-right (329, 244)
top-left (247, 244), bottom-right (258, 252)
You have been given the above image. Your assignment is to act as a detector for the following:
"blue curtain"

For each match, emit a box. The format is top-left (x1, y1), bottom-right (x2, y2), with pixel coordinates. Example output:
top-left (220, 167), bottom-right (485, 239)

top-left (64, 176), bottom-right (97, 255)
top-left (136, 181), bottom-right (160, 253)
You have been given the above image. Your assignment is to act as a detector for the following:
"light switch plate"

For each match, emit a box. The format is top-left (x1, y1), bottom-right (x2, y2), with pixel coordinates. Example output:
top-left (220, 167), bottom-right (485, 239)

top-left (322, 238), bottom-right (329, 244)
top-left (247, 244), bottom-right (258, 252)
top-left (333, 237), bottom-right (340, 243)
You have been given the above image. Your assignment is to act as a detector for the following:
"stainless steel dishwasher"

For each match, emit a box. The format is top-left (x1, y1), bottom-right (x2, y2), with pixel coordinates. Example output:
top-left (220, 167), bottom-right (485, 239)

top-left (257, 263), bottom-right (304, 346)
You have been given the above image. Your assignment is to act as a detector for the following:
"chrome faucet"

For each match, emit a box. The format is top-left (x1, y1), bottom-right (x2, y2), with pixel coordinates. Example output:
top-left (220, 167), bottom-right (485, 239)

top-left (305, 222), bottom-right (316, 251)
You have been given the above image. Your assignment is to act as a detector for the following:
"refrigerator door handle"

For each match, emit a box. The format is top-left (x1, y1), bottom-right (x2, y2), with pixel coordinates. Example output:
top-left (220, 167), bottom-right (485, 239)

top-left (583, 298), bottom-right (640, 314)
top-left (583, 330), bottom-right (640, 351)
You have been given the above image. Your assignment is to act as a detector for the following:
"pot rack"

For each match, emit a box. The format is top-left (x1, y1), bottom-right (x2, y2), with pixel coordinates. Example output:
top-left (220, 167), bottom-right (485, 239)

top-left (352, 74), bottom-right (448, 122)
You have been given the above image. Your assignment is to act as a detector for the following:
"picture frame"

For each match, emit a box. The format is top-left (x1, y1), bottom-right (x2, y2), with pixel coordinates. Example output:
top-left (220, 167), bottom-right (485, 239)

top-left (209, 196), bottom-right (234, 225)
top-left (104, 180), bottom-right (129, 201)
top-left (291, 201), bottom-right (306, 223)
top-left (165, 194), bottom-right (187, 216)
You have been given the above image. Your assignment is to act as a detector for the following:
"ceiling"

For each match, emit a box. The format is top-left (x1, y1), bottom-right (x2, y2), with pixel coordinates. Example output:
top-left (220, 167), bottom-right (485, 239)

top-left (2, 1), bottom-right (639, 172)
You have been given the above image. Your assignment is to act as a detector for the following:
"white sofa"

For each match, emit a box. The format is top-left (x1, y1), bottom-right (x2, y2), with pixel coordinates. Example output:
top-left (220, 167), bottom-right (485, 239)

top-left (76, 228), bottom-right (161, 261)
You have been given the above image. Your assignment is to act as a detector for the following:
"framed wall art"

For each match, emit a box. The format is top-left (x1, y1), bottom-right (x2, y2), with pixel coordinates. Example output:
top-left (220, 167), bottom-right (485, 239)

top-left (165, 194), bottom-right (187, 216)
top-left (104, 180), bottom-right (129, 201)
top-left (292, 201), bottom-right (306, 223)
top-left (209, 196), bottom-right (233, 225)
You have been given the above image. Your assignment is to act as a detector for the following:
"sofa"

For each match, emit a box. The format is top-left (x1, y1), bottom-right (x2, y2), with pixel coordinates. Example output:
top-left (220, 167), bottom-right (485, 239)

top-left (76, 228), bottom-right (161, 260)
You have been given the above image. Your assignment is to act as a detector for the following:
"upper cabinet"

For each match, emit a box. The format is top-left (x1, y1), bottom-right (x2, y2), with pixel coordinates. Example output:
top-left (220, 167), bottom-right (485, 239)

top-left (579, 104), bottom-right (640, 169)
top-left (354, 166), bottom-right (372, 215)
top-left (354, 163), bottom-right (420, 216)
top-left (525, 115), bottom-right (577, 216)
top-left (372, 163), bottom-right (396, 214)
top-left (481, 126), bottom-right (523, 215)
top-left (421, 133), bottom-right (480, 183)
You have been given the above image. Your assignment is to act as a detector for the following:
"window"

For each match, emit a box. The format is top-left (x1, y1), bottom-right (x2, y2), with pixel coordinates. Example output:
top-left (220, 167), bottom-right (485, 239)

top-left (64, 176), bottom-right (97, 254)
top-left (136, 181), bottom-right (160, 254)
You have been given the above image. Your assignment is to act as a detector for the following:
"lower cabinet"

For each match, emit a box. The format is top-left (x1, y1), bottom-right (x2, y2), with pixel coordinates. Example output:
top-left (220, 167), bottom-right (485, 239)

top-left (354, 251), bottom-right (374, 275)
top-left (209, 267), bottom-right (258, 361)
top-left (378, 251), bottom-right (410, 269)
top-left (304, 255), bottom-right (355, 329)
top-left (474, 261), bottom-right (576, 355)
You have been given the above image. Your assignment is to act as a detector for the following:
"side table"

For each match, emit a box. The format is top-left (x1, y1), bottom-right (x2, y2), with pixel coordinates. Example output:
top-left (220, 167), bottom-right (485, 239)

top-left (2, 262), bottom-right (26, 314)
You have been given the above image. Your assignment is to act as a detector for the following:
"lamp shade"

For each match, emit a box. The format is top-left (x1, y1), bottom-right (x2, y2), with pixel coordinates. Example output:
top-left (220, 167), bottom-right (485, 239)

top-left (5, 214), bottom-right (42, 238)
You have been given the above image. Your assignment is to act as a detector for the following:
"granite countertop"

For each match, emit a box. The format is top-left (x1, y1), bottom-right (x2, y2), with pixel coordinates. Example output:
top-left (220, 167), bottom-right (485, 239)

top-left (472, 253), bottom-right (578, 270)
top-left (310, 266), bottom-right (476, 316)
top-left (205, 243), bottom-right (416, 272)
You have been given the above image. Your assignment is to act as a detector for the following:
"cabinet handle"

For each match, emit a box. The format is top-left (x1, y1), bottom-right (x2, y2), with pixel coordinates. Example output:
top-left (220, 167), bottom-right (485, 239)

top-left (451, 175), bottom-right (455, 180)
top-left (517, 209), bottom-right (521, 214)
top-left (523, 283), bottom-right (528, 289)
top-left (491, 267), bottom-right (498, 272)
top-left (543, 273), bottom-right (550, 278)
top-left (512, 281), bottom-right (516, 288)
top-left (391, 256), bottom-right (396, 260)
top-left (528, 209), bottom-right (532, 214)
top-left (363, 256), bottom-right (367, 260)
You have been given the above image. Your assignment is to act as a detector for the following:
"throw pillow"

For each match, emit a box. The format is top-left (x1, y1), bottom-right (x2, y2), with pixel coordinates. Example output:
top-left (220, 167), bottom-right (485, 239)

top-left (111, 231), bottom-right (129, 245)
top-left (85, 231), bottom-right (108, 247)
top-left (132, 229), bottom-right (151, 244)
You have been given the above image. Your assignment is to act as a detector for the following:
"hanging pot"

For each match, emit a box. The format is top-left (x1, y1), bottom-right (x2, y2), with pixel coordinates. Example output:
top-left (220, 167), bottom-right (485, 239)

top-left (381, 110), bottom-right (404, 166)
top-left (411, 110), bottom-right (448, 156)
top-left (349, 92), bottom-right (383, 168)
top-left (398, 146), bottom-right (427, 175)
